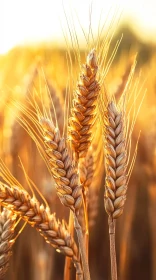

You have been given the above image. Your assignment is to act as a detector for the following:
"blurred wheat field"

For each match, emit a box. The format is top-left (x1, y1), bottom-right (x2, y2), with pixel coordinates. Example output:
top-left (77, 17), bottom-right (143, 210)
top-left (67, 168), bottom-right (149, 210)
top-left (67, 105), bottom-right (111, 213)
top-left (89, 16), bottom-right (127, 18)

top-left (0, 21), bottom-right (156, 280)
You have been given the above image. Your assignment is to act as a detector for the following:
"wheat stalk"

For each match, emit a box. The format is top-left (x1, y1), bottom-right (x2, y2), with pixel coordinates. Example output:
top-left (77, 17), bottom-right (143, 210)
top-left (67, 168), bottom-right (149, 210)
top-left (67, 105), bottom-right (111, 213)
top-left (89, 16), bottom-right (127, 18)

top-left (64, 211), bottom-right (74, 280)
top-left (0, 208), bottom-right (16, 279)
top-left (0, 183), bottom-right (83, 279)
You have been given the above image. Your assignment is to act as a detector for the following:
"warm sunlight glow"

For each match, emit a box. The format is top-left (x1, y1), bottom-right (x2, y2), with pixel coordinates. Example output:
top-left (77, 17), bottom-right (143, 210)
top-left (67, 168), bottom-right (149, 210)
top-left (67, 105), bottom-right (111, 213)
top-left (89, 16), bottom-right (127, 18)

top-left (0, 0), bottom-right (156, 54)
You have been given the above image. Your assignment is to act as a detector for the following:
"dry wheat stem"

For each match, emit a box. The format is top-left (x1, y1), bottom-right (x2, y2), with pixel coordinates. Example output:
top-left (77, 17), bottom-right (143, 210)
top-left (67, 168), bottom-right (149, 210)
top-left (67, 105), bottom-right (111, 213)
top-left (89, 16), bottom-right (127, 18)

top-left (64, 256), bottom-right (72, 280)
top-left (69, 49), bottom-right (100, 159)
top-left (64, 211), bottom-right (74, 280)
top-left (0, 208), bottom-right (16, 279)
top-left (74, 215), bottom-right (90, 280)
top-left (108, 217), bottom-right (117, 280)
top-left (0, 183), bottom-right (83, 279)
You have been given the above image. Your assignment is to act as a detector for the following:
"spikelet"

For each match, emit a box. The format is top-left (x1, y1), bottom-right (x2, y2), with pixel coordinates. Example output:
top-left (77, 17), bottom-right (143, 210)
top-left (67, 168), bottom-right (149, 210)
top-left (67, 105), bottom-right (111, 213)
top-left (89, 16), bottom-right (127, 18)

top-left (46, 79), bottom-right (64, 134)
top-left (79, 146), bottom-right (95, 193)
top-left (69, 49), bottom-right (100, 158)
top-left (111, 54), bottom-right (137, 103)
top-left (21, 61), bottom-right (39, 96)
top-left (78, 145), bottom-right (100, 231)
top-left (104, 101), bottom-right (127, 219)
top-left (40, 118), bottom-right (82, 213)
top-left (0, 208), bottom-right (16, 279)
top-left (88, 188), bottom-right (99, 228)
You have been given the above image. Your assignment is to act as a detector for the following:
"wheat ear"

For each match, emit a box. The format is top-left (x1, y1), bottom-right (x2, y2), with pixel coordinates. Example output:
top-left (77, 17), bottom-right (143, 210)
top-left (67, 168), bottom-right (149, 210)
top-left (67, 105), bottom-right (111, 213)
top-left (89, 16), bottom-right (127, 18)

top-left (46, 79), bottom-right (65, 134)
top-left (104, 101), bottom-right (128, 280)
top-left (22, 61), bottom-right (39, 96)
top-left (113, 54), bottom-right (137, 103)
top-left (40, 118), bottom-right (90, 280)
top-left (0, 208), bottom-right (16, 279)
top-left (0, 183), bottom-right (82, 279)
top-left (12, 97), bottom-right (90, 278)
top-left (40, 118), bottom-right (82, 213)
top-left (104, 101), bottom-right (127, 220)
top-left (69, 49), bottom-right (100, 159)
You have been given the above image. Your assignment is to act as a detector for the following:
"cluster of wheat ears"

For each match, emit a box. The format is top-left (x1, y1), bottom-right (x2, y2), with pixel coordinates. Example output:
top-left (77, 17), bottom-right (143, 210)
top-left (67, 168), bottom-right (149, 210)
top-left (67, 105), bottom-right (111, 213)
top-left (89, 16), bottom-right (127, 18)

top-left (0, 22), bottom-right (146, 279)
